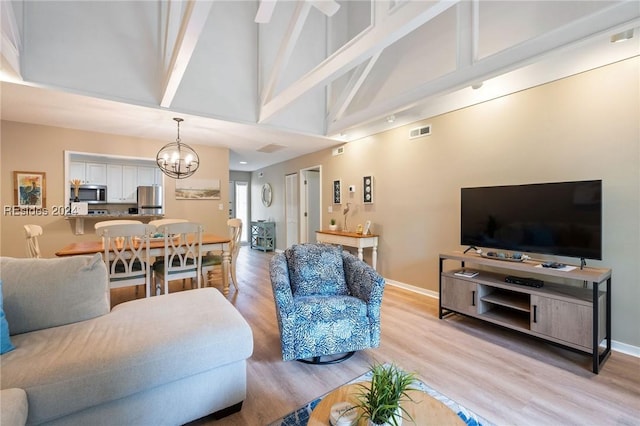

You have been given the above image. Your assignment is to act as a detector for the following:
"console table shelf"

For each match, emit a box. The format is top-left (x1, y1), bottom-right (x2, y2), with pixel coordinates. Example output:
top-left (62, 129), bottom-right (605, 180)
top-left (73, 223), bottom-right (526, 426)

top-left (439, 251), bottom-right (611, 373)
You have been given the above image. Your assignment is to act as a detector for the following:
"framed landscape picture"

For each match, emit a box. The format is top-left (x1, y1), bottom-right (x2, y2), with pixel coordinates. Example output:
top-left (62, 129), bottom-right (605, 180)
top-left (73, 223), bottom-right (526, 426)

top-left (14, 171), bottom-right (46, 208)
top-left (175, 178), bottom-right (221, 200)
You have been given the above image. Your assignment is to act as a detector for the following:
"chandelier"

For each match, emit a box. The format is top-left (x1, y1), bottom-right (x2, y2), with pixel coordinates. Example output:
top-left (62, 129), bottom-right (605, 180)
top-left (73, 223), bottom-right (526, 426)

top-left (156, 117), bottom-right (200, 179)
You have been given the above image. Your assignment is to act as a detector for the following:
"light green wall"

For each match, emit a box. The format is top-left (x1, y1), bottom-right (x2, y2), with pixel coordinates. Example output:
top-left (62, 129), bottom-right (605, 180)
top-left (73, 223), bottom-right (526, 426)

top-left (252, 57), bottom-right (640, 348)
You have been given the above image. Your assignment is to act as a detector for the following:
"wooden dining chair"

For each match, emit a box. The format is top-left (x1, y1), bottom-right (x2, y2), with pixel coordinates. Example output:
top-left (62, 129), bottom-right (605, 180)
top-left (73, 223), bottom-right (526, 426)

top-left (24, 224), bottom-right (43, 258)
top-left (202, 218), bottom-right (242, 290)
top-left (95, 223), bottom-right (156, 297)
top-left (148, 218), bottom-right (188, 228)
top-left (94, 220), bottom-right (143, 230)
top-left (152, 222), bottom-right (204, 296)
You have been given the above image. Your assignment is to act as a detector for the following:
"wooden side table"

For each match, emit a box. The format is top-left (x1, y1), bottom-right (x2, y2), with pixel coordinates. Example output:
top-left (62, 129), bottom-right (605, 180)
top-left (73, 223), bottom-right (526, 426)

top-left (308, 383), bottom-right (464, 425)
top-left (315, 230), bottom-right (379, 270)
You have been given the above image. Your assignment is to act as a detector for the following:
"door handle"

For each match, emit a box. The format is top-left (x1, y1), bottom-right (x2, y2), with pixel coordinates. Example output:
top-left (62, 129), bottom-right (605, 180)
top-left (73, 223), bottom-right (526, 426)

top-left (533, 305), bottom-right (538, 323)
top-left (471, 290), bottom-right (476, 307)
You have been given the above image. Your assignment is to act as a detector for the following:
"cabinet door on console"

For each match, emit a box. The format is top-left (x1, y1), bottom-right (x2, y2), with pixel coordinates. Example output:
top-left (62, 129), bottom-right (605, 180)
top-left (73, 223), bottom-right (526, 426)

top-left (441, 276), bottom-right (478, 316)
top-left (530, 295), bottom-right (594, 350)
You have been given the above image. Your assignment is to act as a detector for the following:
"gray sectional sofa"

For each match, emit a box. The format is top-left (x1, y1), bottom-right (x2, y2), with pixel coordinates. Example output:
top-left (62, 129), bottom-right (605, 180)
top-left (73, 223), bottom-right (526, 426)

top-left (0, 254), bottom-right (253, 425)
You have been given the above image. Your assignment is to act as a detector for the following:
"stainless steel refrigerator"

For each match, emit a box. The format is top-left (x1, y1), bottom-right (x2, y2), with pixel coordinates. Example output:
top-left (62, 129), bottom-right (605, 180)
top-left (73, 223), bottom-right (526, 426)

top-left (137, 185), bottom-right (163, 215)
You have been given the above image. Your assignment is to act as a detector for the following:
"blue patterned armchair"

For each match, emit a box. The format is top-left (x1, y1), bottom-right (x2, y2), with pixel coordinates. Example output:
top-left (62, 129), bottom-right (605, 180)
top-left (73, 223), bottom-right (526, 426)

top-left (269, 243), bottom-right (385, 363)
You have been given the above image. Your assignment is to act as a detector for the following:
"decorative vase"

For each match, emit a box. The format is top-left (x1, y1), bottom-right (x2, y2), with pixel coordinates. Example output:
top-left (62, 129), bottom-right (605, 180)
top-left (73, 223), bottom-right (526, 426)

top-left (367, 408), bottom-right (403, 426)
top-left (329, 224), bottom-right (338, 231)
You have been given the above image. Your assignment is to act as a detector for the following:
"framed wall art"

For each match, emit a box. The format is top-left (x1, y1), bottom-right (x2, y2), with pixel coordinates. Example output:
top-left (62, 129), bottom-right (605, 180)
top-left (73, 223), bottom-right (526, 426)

top-left (175, 178), bottom-right (221, 200)
top-left (333, 179), bottom-right (342, 204)
top-left (363, 175), bottom-right (374, 204)
top-left (14, 171), bottom-right (46, 208)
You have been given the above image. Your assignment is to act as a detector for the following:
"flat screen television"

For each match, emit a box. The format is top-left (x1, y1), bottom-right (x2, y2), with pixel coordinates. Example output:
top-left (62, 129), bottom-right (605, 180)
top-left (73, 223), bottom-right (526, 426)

top-left (461, 180), bottom-right (602, 260)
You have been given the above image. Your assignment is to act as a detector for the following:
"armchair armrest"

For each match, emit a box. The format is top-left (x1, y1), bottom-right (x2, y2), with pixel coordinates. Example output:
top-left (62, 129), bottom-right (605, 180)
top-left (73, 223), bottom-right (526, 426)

top-left (342, 251), bottom-right (385, 348)
top-left (269, 253), bottom-right (298, 360)
top-left (269, 253), bottom-right (294, 317)
top-left (342, 251), bottom-right (385, 305)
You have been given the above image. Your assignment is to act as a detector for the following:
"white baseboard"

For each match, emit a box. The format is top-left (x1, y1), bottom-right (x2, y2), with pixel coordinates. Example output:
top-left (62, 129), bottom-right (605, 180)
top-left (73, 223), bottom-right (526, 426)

top-left (385, 278), bottom-right (640, 359)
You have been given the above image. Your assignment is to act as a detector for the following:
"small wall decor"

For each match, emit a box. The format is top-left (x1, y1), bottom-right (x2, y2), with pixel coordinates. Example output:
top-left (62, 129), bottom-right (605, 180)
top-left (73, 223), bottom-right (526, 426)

top-left (14, 171), bottom-right (46, 208)
top-left (175, 178), bottom-right (221, 200)
top-left (261, 183), bottom-right (273, 207)
top-left (363, 175), bottom-right (374, 204)
top-left (333, 179), bottom-right (342, 204)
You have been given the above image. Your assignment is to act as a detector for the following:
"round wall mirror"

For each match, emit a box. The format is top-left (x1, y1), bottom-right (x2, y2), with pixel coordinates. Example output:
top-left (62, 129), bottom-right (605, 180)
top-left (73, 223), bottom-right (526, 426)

top-left (261, 183), bottom-right (272, 207)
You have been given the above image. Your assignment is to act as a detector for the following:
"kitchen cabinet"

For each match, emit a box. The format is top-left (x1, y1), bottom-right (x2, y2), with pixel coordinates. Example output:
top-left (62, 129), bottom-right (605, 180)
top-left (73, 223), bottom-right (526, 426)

top-left (137, 166), bottom-right (163, 186)
top-left (107, 164), bottom-right (137, 203)
top-left (69, 161), bottom-right (107, 185)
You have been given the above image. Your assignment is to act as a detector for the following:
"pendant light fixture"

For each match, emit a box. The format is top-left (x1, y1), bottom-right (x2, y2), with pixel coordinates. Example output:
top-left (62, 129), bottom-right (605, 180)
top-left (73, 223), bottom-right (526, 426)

top-left (156, 117), bottom-right (199, 179)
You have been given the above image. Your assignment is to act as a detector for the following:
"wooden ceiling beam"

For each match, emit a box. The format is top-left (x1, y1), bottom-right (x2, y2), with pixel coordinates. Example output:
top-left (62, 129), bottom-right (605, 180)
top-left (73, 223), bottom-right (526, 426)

top-left (258, 0), bottom-right (459, 123)
top-left (160, 0), bottom-right (214, 108)
top-left (260, 1), bottom-right (312, 106)
top-left (1, 0), bottom-right (22, 78)
top-left (255, 0), bottom-right (278, 24)
top-left (327, 1), bottom-right (640, 136)
top-left (327, 51), bottom-right (382, 125)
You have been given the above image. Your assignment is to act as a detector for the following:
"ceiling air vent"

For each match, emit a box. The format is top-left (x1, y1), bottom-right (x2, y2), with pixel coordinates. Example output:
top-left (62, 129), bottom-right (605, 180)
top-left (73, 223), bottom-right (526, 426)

top-left (332, 145), bottom-right (345, 156)
top-left (257, 144), bottom-right (286, 153)
top-left (409, 125), bottom-right (432, 139)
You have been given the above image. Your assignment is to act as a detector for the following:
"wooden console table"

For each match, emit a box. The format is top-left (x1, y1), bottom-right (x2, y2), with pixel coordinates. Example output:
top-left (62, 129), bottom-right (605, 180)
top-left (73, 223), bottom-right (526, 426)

top-left (316, 230), bottom-right (379, 270)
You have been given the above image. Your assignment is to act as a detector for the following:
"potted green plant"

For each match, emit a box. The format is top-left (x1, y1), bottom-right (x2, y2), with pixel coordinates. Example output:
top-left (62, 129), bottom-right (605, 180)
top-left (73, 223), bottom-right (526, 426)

top-left (329, 218), bottom-right (338, 231)
top-left (353, 363), bottom-right (416, 426)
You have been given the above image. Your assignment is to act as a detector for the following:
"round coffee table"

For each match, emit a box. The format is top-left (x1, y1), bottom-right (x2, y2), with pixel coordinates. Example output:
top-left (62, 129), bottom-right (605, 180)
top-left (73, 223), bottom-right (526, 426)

top-left (308, 382), bottom-right (465, 425)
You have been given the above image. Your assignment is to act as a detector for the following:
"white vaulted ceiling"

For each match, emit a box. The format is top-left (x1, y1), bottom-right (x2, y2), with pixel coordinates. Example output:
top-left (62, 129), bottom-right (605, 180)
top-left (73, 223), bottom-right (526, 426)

top-left (1, 1), bottom-right (639, 171)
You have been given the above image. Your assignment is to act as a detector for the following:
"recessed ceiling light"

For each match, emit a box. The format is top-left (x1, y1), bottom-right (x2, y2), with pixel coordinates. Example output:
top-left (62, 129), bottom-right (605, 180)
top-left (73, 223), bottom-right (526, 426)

top-left (239, 161), bottom-right (247, 165)
top-left (610, 29), bottom-right (634, 43)
top-left (386, 115), bottom-right (396, 123)
top-left (471, 82), bottom-right (483, 90)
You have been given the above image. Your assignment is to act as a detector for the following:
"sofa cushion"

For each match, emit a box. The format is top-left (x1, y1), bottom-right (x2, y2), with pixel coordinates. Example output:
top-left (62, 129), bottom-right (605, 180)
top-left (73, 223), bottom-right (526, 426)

top-left (0, 280), bottom-right (15, 354)
top-left (0, 288), bottom-right (253, 424)
top-left (0, 388), bottom-right (28, 426)
top-left (0, 254), bottom-right (109, 335)
top-left (294, 295), bottom-right (367, 321)
top-left (285, 244), bottom-right (349, 297)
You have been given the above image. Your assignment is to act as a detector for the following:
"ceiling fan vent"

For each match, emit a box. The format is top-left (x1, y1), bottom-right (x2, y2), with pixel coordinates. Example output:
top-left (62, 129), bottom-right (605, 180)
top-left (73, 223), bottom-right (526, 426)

top-left (409, 125), bottom-right (432, 139)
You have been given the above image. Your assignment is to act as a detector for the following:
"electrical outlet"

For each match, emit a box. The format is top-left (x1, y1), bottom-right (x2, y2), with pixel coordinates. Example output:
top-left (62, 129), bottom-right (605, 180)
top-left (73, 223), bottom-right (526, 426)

top-left (328, 206), bottom-right (333, 213)
top-left (218, 203), bottom-right (224, 210)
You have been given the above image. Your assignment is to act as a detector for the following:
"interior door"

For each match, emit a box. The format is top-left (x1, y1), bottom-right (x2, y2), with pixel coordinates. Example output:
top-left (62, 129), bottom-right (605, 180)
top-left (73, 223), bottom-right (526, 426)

top-left (285, 173), bottom-right (299, 247)
top-left (299, 167), bottom-right (321, 244)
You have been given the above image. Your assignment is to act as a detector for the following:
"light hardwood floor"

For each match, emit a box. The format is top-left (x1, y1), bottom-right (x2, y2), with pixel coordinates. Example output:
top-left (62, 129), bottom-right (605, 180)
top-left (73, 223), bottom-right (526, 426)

top-left (111, 247), bottom-right (640, 426)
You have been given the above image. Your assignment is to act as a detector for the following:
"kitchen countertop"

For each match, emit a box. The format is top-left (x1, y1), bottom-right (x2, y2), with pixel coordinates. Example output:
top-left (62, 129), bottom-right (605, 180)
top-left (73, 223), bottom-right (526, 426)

top-left (65, 214), bottom-right (164, 219)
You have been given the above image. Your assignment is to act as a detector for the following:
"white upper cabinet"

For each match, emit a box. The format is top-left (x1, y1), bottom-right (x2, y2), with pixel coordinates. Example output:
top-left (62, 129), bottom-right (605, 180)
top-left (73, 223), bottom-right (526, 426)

top-left (107, 164), bottom-right (137, 203)
top-left (69, 161), bottom-right (86, 183)
top-left (86, 163), bottom-right (107, 185)
top-left (70, 161), bottom-right (107, 185)
top-left (137, 166), bottom-right (162, 186)
top-left (67, 152), bottom-right (160, 205)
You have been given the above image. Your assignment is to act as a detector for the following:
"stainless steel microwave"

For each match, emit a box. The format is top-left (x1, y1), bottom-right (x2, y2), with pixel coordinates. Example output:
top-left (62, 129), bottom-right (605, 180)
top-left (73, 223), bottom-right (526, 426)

top-left (71, 185), bottom-right (107, 204)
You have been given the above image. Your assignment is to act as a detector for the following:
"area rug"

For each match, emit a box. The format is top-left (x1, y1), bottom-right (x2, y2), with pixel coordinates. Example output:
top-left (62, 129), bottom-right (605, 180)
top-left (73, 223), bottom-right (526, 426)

top-left (267, 366), bottom-right (493, 426)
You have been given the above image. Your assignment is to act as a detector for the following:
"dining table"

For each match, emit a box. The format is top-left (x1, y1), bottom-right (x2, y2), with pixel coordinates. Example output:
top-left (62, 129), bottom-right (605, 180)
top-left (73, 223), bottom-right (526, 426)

top-left (55, 233), bottom-right (233, 296)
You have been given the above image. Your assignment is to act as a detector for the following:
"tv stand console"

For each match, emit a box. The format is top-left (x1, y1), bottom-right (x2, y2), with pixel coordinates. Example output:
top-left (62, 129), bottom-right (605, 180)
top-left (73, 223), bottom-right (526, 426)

top-left (439, 251), bottom-right (612, 373)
